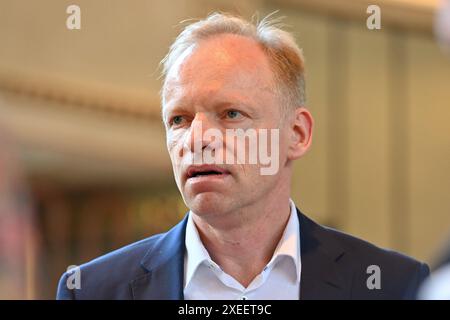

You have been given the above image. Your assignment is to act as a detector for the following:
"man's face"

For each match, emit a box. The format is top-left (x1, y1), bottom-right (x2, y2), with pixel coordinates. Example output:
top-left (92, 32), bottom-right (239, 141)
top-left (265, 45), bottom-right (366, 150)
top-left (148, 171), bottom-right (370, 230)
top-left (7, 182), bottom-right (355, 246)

top-left (162, 34), bottom-right (292, 217)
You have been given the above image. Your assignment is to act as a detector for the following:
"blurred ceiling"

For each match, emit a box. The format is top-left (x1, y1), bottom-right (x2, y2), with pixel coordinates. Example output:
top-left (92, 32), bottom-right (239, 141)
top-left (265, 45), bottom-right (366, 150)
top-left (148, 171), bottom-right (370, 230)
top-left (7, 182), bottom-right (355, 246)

top-left (277, 0), bottom-right (438, 32)
top-left (0, 0), bottom-right (440, 186)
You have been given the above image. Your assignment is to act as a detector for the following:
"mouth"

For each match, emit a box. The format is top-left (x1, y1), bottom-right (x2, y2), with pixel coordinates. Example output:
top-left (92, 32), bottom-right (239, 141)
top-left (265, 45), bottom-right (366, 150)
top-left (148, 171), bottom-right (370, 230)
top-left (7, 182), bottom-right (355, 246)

top-left (185, 165), bottom-right (230, 180)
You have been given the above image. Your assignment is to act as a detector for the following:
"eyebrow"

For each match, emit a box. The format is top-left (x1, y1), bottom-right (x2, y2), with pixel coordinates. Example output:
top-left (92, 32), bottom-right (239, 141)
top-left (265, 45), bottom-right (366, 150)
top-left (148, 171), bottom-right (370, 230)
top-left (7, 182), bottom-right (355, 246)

top-left (162, 103), bottom-right (190, 123)
top-left (209, 92), bottom-right (257, 110)
top-left (162, 89), bottom-right (261, 122)
top-left (211, 100), bottom-right (257, 117)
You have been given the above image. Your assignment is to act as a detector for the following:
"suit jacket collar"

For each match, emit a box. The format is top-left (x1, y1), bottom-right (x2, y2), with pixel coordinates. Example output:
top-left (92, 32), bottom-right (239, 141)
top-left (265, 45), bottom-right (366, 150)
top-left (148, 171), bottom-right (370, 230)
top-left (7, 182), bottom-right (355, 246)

top-left (131, 209), bottom-right (351, 300)
top-left (298, 210), bottom-right (351, 299)
top-left (130, 214), bottom-right (188, 300)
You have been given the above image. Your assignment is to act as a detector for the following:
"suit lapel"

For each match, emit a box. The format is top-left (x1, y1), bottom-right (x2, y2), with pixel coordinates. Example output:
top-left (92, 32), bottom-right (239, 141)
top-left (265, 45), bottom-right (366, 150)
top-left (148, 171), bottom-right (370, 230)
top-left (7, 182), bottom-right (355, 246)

top-left (130, 215), bottom-right (188, 300)
top-left (130, 209), bottom-right (352, 300)
top-left (298, 209), bottom-right (352, 299)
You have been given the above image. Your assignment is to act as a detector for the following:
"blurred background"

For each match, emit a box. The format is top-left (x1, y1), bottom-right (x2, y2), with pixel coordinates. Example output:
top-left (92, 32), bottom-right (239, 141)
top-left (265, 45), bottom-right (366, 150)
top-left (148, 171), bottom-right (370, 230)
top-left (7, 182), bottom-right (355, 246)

top-left (0, 0), bottom-right (449, 299)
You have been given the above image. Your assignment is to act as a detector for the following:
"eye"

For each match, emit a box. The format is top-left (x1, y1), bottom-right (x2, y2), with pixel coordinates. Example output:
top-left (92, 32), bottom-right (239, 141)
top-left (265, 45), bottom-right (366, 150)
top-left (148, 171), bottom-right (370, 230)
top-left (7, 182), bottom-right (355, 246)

top-left (170, 115), bottom-right (185, 126)
top-left (225, 110), bottom-right (242, 119)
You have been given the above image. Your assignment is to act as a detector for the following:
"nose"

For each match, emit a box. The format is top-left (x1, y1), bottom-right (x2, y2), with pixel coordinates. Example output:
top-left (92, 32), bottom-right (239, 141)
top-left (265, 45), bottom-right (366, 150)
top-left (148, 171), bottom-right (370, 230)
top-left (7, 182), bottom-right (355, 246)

top-left (185, 113), bottom-right (215, 154)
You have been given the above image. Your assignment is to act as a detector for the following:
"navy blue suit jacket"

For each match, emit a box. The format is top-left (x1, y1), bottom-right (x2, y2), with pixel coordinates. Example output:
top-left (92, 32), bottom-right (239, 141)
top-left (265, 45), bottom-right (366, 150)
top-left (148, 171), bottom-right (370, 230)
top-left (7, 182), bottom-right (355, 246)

top-left (56, 209), bottom-right (429, 299)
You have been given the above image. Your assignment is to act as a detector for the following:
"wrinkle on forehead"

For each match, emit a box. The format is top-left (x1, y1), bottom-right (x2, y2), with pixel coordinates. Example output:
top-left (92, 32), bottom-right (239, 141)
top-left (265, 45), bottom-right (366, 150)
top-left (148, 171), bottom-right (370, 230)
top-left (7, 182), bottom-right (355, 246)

top-left (163, 34), bottom-right (276, 106)
top-left (182, 34), bottom-right (274, 83)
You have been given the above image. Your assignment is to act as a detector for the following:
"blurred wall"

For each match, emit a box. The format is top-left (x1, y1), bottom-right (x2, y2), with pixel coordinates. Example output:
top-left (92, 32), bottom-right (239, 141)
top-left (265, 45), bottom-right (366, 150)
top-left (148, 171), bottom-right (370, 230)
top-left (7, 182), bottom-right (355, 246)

top-left (0, 0), bottom-right (449, 298)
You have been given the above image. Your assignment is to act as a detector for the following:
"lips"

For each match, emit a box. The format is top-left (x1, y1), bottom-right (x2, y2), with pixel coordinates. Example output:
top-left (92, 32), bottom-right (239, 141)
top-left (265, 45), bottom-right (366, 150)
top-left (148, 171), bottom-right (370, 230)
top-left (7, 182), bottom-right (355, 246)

top-left (185, 165), bottom-right (230, 180)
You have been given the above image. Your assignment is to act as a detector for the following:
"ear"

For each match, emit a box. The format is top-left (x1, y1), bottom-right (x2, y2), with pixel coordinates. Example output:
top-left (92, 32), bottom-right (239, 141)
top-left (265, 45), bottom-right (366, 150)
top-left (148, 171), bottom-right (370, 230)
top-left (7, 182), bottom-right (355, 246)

top-left (287, 107), bottom-right (314, 161)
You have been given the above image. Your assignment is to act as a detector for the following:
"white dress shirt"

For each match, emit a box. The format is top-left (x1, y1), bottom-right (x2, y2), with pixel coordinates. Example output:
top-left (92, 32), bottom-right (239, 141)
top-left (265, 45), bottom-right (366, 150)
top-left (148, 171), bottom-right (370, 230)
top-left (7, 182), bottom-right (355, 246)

top-left (183, 199), bottom-right (301, 300)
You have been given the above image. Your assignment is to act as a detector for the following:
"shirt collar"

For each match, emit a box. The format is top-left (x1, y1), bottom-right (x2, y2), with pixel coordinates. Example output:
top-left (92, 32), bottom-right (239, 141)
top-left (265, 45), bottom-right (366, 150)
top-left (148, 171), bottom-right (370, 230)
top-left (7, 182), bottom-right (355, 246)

top-left (184, 199), bottom-right (301, 288)
top-left (184, 210), bottom-right (214, 288)
top-left (266, 199), bottom-right (301, 282)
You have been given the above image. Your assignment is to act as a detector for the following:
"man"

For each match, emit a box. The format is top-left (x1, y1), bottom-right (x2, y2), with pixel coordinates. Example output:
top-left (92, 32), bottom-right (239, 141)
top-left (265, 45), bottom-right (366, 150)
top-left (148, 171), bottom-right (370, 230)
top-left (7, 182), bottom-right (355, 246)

top-left (57, 13), bottom-right (429, 300)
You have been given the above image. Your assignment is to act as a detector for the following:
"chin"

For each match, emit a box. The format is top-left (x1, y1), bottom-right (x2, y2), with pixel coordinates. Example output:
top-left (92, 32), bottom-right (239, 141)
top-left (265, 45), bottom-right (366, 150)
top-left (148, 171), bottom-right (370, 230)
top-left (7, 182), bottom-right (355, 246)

top-left (186, 192), bottom-right (231, 216)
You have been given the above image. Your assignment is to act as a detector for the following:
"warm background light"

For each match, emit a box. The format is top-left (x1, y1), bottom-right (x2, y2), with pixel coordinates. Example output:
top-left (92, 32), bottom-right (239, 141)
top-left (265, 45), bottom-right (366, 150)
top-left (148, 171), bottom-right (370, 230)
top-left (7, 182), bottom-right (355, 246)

top-left (0, 0), bottom-right (449, 299)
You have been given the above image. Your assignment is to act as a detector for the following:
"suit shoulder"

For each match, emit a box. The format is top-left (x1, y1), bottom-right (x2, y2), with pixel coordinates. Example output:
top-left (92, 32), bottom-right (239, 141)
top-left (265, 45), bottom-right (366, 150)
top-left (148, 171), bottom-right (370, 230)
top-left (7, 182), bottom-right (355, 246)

top-left (320, 224), bottom-right (429, 298)
top-left (57, 232), bottom-right (164, 299)
top-left (83, 233), bottom-right (162, 268)
top-left (323, 225), bottom-right (421, 266)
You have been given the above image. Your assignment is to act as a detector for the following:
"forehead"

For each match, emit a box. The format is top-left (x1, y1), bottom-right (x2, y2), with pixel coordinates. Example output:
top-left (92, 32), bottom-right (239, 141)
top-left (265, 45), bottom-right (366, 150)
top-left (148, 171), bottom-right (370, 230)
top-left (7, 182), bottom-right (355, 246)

top-left (163, 34), bottom-right (275, 106)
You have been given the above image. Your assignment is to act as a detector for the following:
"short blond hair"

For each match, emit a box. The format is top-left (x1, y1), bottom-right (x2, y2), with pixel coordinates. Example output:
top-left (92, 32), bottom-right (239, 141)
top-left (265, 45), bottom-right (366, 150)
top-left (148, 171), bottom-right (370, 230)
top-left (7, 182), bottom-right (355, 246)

top-left (161, 12), bottom-right (306, 112)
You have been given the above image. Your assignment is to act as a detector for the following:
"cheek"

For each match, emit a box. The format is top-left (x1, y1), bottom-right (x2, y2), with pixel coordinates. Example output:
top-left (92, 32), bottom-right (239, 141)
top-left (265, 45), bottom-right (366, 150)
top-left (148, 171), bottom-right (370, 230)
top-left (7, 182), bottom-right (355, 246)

top-left (166, 138), bottom-right (182, 179)
top-left (277, 129), bottom-right (291, 155)
top-left (166, 130), bottom-right (186, 158)
top-left (166, 138), bottom-right (177, 159)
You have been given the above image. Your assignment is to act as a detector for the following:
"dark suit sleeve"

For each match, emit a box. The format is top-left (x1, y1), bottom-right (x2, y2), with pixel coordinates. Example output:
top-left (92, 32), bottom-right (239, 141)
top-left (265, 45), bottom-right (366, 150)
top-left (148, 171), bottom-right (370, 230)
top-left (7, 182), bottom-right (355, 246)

top-left (406, 262), bottom-right (430, 299)
top-left (56, 272), bottom-right (75, 300)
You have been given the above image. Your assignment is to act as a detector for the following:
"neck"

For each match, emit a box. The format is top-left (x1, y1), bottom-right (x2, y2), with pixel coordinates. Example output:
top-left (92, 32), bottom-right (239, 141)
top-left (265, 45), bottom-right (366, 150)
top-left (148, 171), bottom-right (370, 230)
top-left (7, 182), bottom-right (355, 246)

top-left (191, 178), bottom-right (292, 288)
